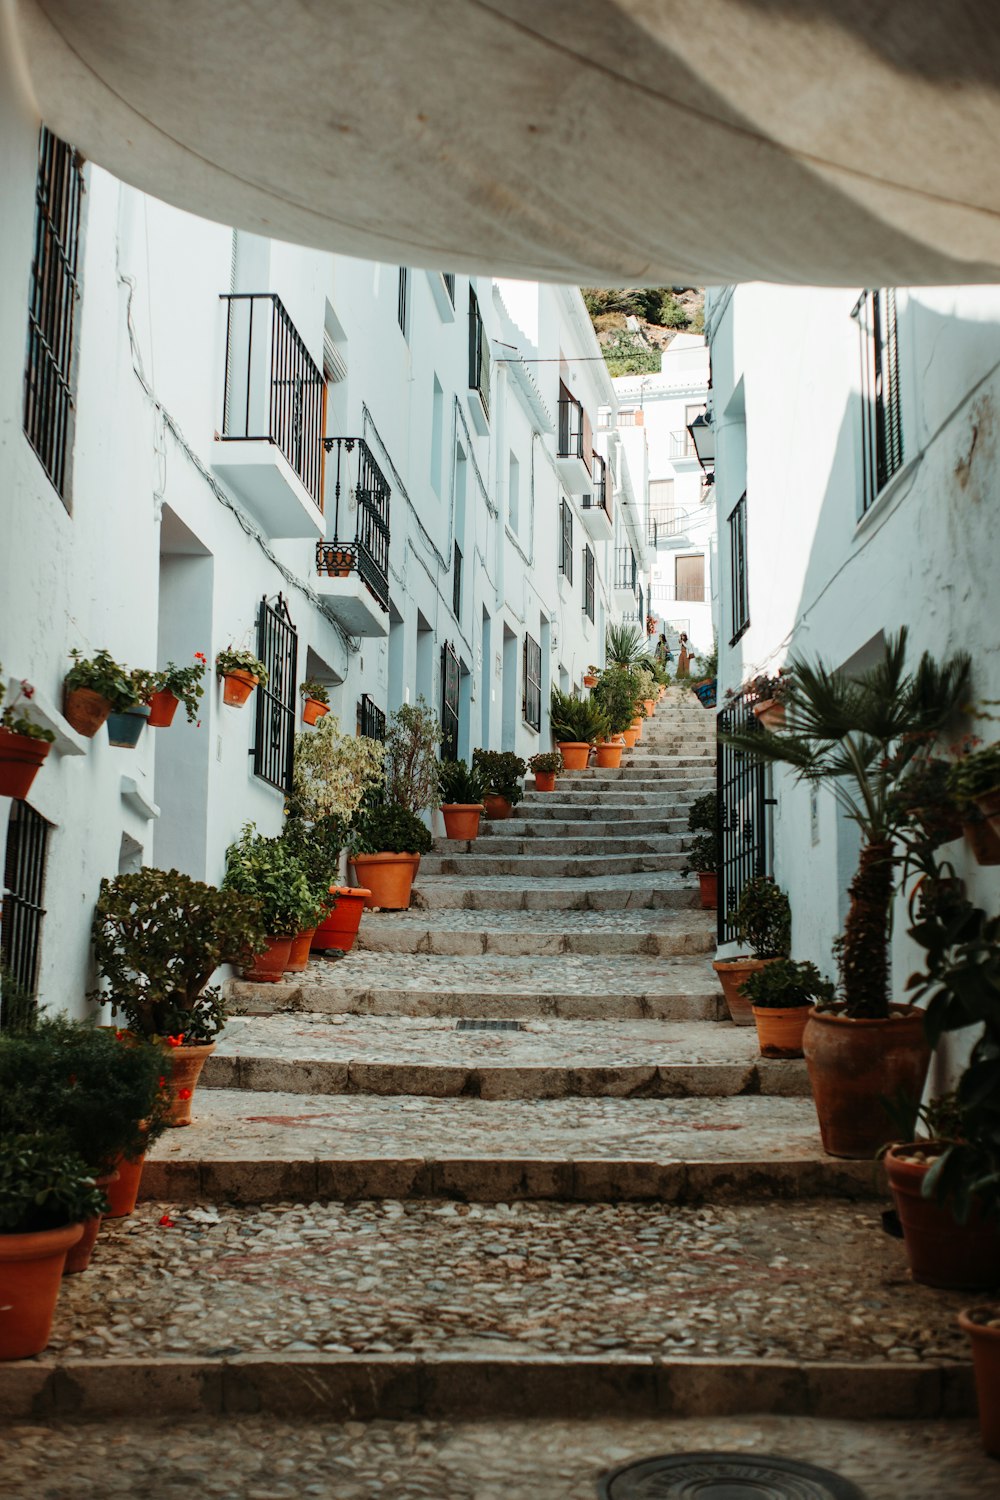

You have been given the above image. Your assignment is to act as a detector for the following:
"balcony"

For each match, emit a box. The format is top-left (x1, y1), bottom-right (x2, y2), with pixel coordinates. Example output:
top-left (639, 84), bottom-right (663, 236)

top-left (314, 437), bottom-right (390, 637)
top-left (556, 391), bottom-right (592, 494)
top-left (213, 293), bottom-right (326, 538)
top-left (648, 510), bottom-right (691, 548)
top-left (581, 453), bottom-right (614, 541)
top-left (669, 428), bottom-right (700, 464)
top-left (613, 545), bottom-right (639, 611)
top-left (650, 581), bottom-right (707, 605)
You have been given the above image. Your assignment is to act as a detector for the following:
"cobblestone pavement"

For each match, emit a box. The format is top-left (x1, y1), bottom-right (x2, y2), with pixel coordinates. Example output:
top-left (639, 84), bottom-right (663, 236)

top-left (2, 1415), bottom-right (994, 1500)
top-left (293, 952), bottom-right (723, 995)
top-left (38, 1200), bottom-right (968, 1365)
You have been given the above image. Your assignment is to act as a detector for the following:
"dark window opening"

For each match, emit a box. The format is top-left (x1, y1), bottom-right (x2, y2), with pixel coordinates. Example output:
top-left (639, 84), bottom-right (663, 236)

top-left (559, 498), bottom-right (573, 583)
top-left (854, 288), bottom-right (903, 514)
top-left (583, 544), bottom-right (595, 622)
top-left (253, 593), bottom-right (298, 792)
top-left (442, 273), bottom-right (456, 306)
top-left (523, 634), bottom-right (541, 731)
top-left (441, 641), bottom-right (461, 760)
top-left (729, 492), bottom-right (749, 643)
top-left (397, 267), bottom-right (410, 338)
top-left (452, 540), bottom-right (463, 620)
top-left (357, 694), bottom-right (386, 742)
top-left (468, 288), bottom-right (490, 418)
top-left (1, 800), bottom-right (52, 1027)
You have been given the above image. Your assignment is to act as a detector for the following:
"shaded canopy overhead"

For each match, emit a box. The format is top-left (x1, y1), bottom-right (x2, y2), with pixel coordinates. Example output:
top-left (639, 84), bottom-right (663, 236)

top-left (10, 0), bottom-right (1000, 286)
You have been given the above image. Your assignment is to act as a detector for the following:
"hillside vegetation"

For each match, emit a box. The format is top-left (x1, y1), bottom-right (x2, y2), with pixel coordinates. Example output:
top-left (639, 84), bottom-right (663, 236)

top-left (582, 287), bottom-right (705, 376)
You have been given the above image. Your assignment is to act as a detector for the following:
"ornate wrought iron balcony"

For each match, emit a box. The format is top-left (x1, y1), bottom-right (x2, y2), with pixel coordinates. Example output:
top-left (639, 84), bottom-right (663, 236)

top-left (315, 437), bottom-right (391, 634)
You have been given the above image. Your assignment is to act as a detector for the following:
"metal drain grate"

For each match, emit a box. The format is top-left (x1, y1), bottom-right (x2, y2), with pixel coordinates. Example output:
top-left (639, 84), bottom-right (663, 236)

top-left (454, 1019), bottom-right (525, 1031)
top-left (599, 1452), bottom-right (866, 1499)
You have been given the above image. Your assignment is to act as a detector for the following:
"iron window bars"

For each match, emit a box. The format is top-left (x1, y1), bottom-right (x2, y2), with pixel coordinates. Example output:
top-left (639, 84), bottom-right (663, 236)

top-left (468, 288), bottom-right (490, 419)
top-left (558, 383), bottom-right (584, 459)
top-left (357, 694), bottom-right (386, 742)
top-left (523, 633), bottom-right (542, 731)
top-left (442, 273), bottom-right (456, 306)
top-left (252, 594), bottom-right (298, 793)
top-left (853, 288), bottom-right (903, 514)
top-left (717, 687), bottom-right (769, 944)
top-left (1, 799), bottom-right (52, 1026)
top-left (220, 292), bottom-right (326, 508)
top-left (559, 498), bottom-right (574, 583)
top-left (397, 267), bottom-right (410, 338)
top-left (615, 545), bottom-right (638, 596)
top-left (583, 544), bottom-right (595, 622)
top-left (452, 541), bottom-right (463, 620)
top-left (24, 127), bottom-right (83, 504)
top-left (728, 491), bottom-right (749, 643)
top-left (441, 641), bottom-right (461, 760)
top-left (583, 453), bottom-right (610, 517)
top-left (316, 437), bottom-right (391, 612)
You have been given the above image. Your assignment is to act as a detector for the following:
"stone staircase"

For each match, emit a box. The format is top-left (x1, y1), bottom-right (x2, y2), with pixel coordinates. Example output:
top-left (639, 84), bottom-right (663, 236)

top-left (6, 687), bottom-right (975, 1452)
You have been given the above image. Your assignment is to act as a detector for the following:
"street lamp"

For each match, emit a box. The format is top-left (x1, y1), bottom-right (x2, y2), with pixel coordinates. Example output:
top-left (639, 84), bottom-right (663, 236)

top-left (687, 410), bottom-right (715, 482)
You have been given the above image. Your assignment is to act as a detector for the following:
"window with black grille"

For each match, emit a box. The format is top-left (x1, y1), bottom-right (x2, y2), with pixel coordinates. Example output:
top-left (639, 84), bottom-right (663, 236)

top-left (583, 544), bottom-right (595, 622)
top-left (441, 641), bottom-right (461, 760)
top-left (1, 800), bottom-right (52, 1026)
top-left (853, 288), bottom-right (903, 514)
top-left (397, 267), bottom-right (410, 338)
top-left (253, 594), bottom-right (298, 792)
top-left (559, 498), bottom-right (573, 583)
top-left (442, 273), bottom-right (456, 306)
top-left (24, 127), bottom-right (84, 505)
top-left (468, 288), bottom-right (490, 418)
top-left (728, 492), bottom-right (749, 644)
top-left (357, 694), bottom-right (386, 742)
top-left (523, 633), bottom-right (541, 731)
top-left (452, 540), bottom-right (463, 620)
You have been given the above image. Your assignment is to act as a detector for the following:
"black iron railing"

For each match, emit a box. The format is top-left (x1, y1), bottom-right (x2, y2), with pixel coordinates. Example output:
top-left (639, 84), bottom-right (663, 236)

top-left (468, 288), bottom-right (490, 419)
top-left (717, 689), bottom-right (769, 944)
top-left (523, 633), bottom-right (541, 731)
top-left (615, 546), bottom-right (638, 596)
top-left (559, 498), bottom-right (573, 583)
top-left (220, 293), bottom-right (326, 508)
top-left (441, 642), bottom-right (460, 760)
top-left (317, 437), bottom-right (391, 612)
top-left (1, 800), bottom-right (51, 1026)
top-left (583, 453), bottom-right (610, 518)
top-left (253, 593), bottom-right (298, 793)
top-left (558, 393), bottom-right (584, 459)
top-left (357, 694), bottom-right (386, 742)
top-left (583, 544), bottom-right (595, 622)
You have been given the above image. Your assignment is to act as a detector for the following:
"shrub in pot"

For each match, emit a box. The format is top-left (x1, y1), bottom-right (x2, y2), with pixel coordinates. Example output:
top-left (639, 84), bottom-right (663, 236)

top-left (0, 676), bottom-right (55, 799)
top-left (104, 667), bottom-right (154, 749)
top-left (722, 628), bottom-right (971, 1156)
top-left (290, 713), bottom-right (386, 828)
top-left (63, 648), bottom-right (132, 737)
top-left (300, 677), bottom-right (331, 726)
top-left (712, 876), bottom-right (791, 1027)
top-left (948, 742), bottom-right (1000, 864)
top-left (743, 959), bottom-right (835, 1059)
top-left (384, 699), bottom-right (443, 816)
top-left (216, 646), bottom-right (268, 708)
top-left (223, 823), bottom-right (318, 980)
top-left (682, 792), bottom-right (719, 909)
top-left (591, 667), bottom-right (641, 768)
top-left (147, 654), bottom-right (208, 728)
top-left (0, 1135), bottom-right (106, 1358)
top-left (528, 750), bottom-right (563, 792)
top-left (348, 795), bottom-right (433, 910)
top-left (549, 688), bottom-right (609, 771)
top-left (275, 815), bottom-right (340, 970)
top-left (438, 758), bottom-right (487, 839)
top-left (472, 749), bottom-right (527, 819)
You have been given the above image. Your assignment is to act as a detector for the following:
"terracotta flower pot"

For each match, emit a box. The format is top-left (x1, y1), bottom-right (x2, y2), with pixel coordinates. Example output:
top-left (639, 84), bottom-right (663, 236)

top-left (103, 1154), bottom-right (145, 1218)
top-left (631, 717), bottom-right (644, 742)
top-left (958, 1306), bottom-right (1000, 1458)
top-left (106, 705), bottom-right (150, 748)
top-left (712, 957), bottom-right (780, 1027)
top-left (63, 686), bottom-right (111, 737)
top-left (483, 793), bottom-right (514, 820)
top-left (621, 726), bottom-right (639, 750)
top-left (0, 1222), bottom-right (84, 1359)
top-left (0, 731), bottom-right (51, 799)
top-left (974, 786), bottom-right (1000, 840)
top-left (558, 741), bottom-right (590, 771)
top-left (963, 815), bottom-right (1000, 865)
top-left (312, 887), bottom-right (369, 952)
top-left (222, 670), bottom-right (258, 707)
top-left (885, 1145), bottom-right (1000, 1289)
top-left (286, 927), bottom-right (317, 972)
top-left (583, 674), bottom-right (598, 688)
top-left (302, 697), bottom-right (329, 726)
top-left (441, 803), bottom-right (485, 839)
top-left (698, 871), bottom-right (717, 910)
top-left (802, 1005), bottom-right (930, 1159)
top-left (643, 697), bottom-right (656, 717)
top-left (752, 1003), bottom-right (812, 1058)
top-left (595, 739), bottom-right (624, 769)
top-left (533, 771), bottom-right (557, 792)
top-left (351, 852), bottom-right (420, 910)
top-left (753, 699), bottom-right (786, 730)
top-left (165, 1042), bottom-right (217, 1127)
top-left (63, 1171), bottom-right (119, 1275)
top-left (147, 690), bottom-right (180, 728)
top-left (242, 935), bottom-right (294, 983)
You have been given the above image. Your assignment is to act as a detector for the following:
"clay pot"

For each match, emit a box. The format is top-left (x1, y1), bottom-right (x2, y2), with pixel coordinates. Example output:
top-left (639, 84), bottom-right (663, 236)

top-left (558, 741), bottom-right (591, 771)
top-left (698, 871), bottom-right (717, 910)
top-left (643, 698), bottom-right (656, 717)
top-left (302, 697), bottom-right (329, 726)
top-left (165, 1042), bottom-right (217, 1127)
top-left (483, 793), bottom-right (514, 820)
top-left (753, 699), bottom-right (786, 730)
top-left (595, 739), bottom-right (624, 769)
top-left (106, 705), bottom-right (150, 748)
top-left (147, 690), bottom-right (179, 728)
top-left (0, 1222), bottom-right (84, 1359)
top-left (583, 674), bottom-right (598, 688)
top-left (974, 787), bottom-right (1000, 841)
top-left (222, 670), bottom-right (258, 707)
top-left (621, 726), bottom-right (639, 750)
top-left (320, 547), bottom-right (353, 577)
top-left (441, 804), bottom-right (485, 840)
top-left (103, 1155), bottom-right (145, 1218)
top-left (0, 731), bottom-right (51, 799)
top-left (910, 805), bottom-right (963, 845)
top-left (752, 1003), bottom-right (812, 1059)
top-left (885, 1145), bottom-right (1000, 1289)
top-left (712, 957), bottom-right (780, 1027)
top-left (312, 887), bottom-right (369, 953)
top-left (533, 771), bottom-right (556, 793)
top-left (958, 1306), bottom-right (1000, 1458)
top-left (351, 853), bottom-right (420, 910)
top-left (802, 1005), bottom-right (930, 1159)
top-left (630, 717), bottom-right (644, 742)
top-left (63, 1171), bottom-right (119, 1275)
top-left (286, 928), bottom-right (317, 972)
top-left (242, 935), bottom-right (294, 983)
top-left (964, 815), bottom-right (1000, 866)
top-left (63, 686), bottom-right (111, 737)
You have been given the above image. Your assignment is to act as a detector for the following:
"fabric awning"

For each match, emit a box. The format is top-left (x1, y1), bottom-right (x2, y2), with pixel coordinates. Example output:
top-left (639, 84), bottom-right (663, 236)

top-left (9, 0), bottom-right (1000, 286)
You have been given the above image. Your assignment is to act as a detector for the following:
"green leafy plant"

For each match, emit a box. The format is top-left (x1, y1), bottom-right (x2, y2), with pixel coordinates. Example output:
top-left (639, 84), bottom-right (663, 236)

top-left (384, 699), bottom-right (443, 814)
top-left (215, 647), bottom-right (268, 686)
top-left (0, 1136), bottom-right (107, 1234)
top-left (349, 800), bottom-right (433, 856)
top-left (300, 679), bottom-right (331, 705)
top-left (681, 833), bottom-right (718, 876)
top-left (153, 654), bottom-right (208, 722)
top-left (65, 648), bottom-right (136, 710)
top-left (91, 867), bottom-right (266, 1040)
top-left (601, 331), bottom-right (662, 378)
top-left (591, 667), bottom-right (640, 735)
top-left (549, 688), bottom-right (609, 745)
top-left (472, 749), bottom-right (527, 805)
top-left (438, 758), bottom-right (487, 804)
top-left (698, 632), bottom-right (719, 683)
top-left (734, 877), bottom-right (792, 960)
top-left (687, 792), bottom-right (717, 835)
top-left (742, 959), bottom-right (835, 1010)
top-left (223, 824), bottom-right (318, 937)
top-left (290, 714), bottom-right (385, 824)
top-left (528, 751), bottom-right (563, 774)
top-left (126, 669), bottom-right (157, 708)
top-left (0, 677), bottom-right (55, 742)
top-left (721, 629), bottom-right (972, 1017)
top-left (281, 813), bottom-right (345, 908)
top-left (947, 742), bottom-right (1000, 805)
top-left (605, 622), bottom-right (647, 668)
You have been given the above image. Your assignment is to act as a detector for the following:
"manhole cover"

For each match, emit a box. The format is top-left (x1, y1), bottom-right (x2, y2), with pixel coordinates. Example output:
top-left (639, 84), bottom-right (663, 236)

top-left (599, 1452), bottom-right (866, 1500)
top-left (454, 1019), bottom-right (524, 1031)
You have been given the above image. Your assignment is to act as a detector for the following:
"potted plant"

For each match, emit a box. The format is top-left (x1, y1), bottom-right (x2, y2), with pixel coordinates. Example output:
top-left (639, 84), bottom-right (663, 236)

top-left (147, 654), bottom-right (208, 728)
top-left (91, 866), bottom-right (266, 1124)
top-left (0, 676), bottom-right (55, 799)
top-left (0, 1135), bottom-right (104, 1359)
top-left (62, 648), bottom-right (132, 737)
top-left (384, 699), bottom-right (443, 817)
top-left (889, 755), bottom-right (963, 847)
top-left (743, 959), bottom-right (835, 1058)
top-left (528, 750), bottom-right (563, 793)
top-left (216, 646), bottom-right (268, 708)
top-left (722, 628), bottom-right (971, 1156)
top-left (549, 688), bottom-right (609, 771)
top-left (318, 544), bottom-right (354, 578)
top-left (958, 1306), bottom-right (1000, 1458)
top-left (223, 823), bottom-right (318, 980)
top-left (605, 623), bottom-right (647, 668)
top-left (712, 876), bottom-right (792, 1026)
top-left (472, 749), bottom-right (527, 819)
top-left (591, 668), bottom-right (638, 768)
top-left (438, 758), bottom-right (487, 839)
top-left (300, 678), bottom-right (331, 727)
top-left (750, 669), bottom-right (793, 730)
top-left (948, 741), bottom-right (1000, 864)
top-left (583, 666), bottom-right (599, 689)
top-left (348, 796), bottom-right (433, 909)
top-left (280, 813), bottom-right (344, 968)
top-left (684, 793), bottom-right (719, 909)
top-left (106, 668), bottom-right (153, 749)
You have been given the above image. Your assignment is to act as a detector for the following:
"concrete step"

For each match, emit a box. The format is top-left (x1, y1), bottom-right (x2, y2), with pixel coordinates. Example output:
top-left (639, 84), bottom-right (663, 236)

top-left (144, 1091), bottom-right (881, 1204)
top-left (419, 851), bottom-right (688, 877)
top-left (353, 909), bottom-right (715, 957)
top-left (512, 799), bottom-right (693, 820)
top-left (204, 1015), bottom-right (809, 1100)
top-left (432, 833), bottom-right (687, 858)
top-left (409, 873), bottom-right (700, 910)
top-left (478, 816), bottom-right (688, 839)
top-left (523, 778), bottom-right (712, 797)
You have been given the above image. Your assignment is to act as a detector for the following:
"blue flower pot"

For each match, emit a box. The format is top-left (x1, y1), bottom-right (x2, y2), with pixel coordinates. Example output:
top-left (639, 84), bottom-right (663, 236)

top-left (106, 705), bottom-right (150, 748)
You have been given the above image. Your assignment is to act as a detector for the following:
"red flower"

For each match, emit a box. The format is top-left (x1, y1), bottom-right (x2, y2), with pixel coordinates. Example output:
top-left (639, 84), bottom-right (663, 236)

top-left (158, 1076), bottom-right (167, 1088)
top-left (177, 1087), bottom-right (192, 1100)
top-left (166, 1034), bottom-right (185, 1047)
top-left (20, 681), bottom-right (34, 699)
top-left (194, 651), bottom-right (207, 663)
top-left (158, 1214), bottom-right (175, 1227)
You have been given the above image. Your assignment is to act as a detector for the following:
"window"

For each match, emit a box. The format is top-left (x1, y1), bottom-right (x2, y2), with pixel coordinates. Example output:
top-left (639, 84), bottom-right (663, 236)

top-left (523, 633), bottom-right (541, 731)
top-left (468, 287), bottom-right (490, 418)
top-left (1, 800), bottom-right (52, 1024)
top-left (430, 375), bottom-right (444, 496)
top-left (615, 545), bottom-right (637, 596)
top-left (728, 493), bottom-right (749, 643)
top-left (559, 497), bottom-right (573, 582)
top-left (508, 451), bottom-right (520, 531)
top-left (397, 267), bottom-right (410, 338)
top-left (617, 408), bottom-right (642, 428)
top-left (442, 273), bottom-right (456, 306)
top-left (583, 544), bottom-right (595, 622)
top-left (357, 694), bottom-right (386, 742)
top-left (441, 641), bottom-right (460, 760)
top-left (452, 540), bottom-right (463, 620)
top-left (854, 288), bottom-right (903, 514)
top-left (253, 594), bottom-right (298, 792)
top-left (675, 554), bottom-right (705, 602)
top-left (648, 477), bottom-right (679, 543)
top-left (24, 127), bottom-right (84, 504)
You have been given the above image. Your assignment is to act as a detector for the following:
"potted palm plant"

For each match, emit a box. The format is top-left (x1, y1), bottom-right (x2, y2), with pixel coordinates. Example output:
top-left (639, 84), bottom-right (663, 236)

top-left (0, 677), bottom-right (55, 799)
top-left (300, 678), bottom-right (331, 726)
top-left (63, 648), bottom-right (132, 737)
top-left (590, 668), bottom-right (636, 768)
top-left (549, 687), bottom-right (609, 771)
top-left (472, 749), bottom-right (527, 819)
top-left (147, 654), bottom-right (208, 728)
top-left (223, 824), bottom-right (318, 980)
top-left (743, 959), bottom-right (835, 1058)
top-left (216, 646), bottom-right (268, 708)
top-left (438, 758), bottom-right (487, 839)
top-left (721, 628), bottom-right (971, 1156)
top-left (712, 877), bottom-right (792, 1026)
top-left (605, 622), bottom-right (647, 669)
top-left (681, 793), bottom-right (720, 909)
top-left (528, 750), bottom-right (563, 792)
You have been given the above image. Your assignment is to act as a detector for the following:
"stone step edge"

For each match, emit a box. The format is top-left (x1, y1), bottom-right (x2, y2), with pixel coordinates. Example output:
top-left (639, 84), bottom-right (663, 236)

top-left (1, 1353), bottom-right (973, 1422)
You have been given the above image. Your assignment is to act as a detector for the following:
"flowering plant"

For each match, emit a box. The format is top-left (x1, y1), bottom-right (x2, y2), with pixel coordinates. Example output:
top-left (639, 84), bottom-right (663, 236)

top-left (215, 647), bottom-right (268, 687)
top-left (0, 676), bottom-right (55, 743)
top-left (154, 654), bottom-right (208, 723)
top-left (65, 648), bottom-right (137, 711)
top-left (300, 678), bottom-right (330, 706)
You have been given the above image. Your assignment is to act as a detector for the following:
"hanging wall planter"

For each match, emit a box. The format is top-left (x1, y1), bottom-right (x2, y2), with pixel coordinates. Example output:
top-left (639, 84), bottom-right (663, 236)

top-left (222, 670), bottom-right (259, 708)
top-left (753, 698), bottom-right (786, 730)
top-left (147, 689), bottom-right (180, 728)
top-left (106, 704), bottom-right (150, 748)
top-left (302, 697), bottom-right (329, 726)
top-left (583, 674), bottom-right (598, 689)
top-left (0, 731), bottom-right (51, 799)
top-left (63, 687), bottom-right (112, 737)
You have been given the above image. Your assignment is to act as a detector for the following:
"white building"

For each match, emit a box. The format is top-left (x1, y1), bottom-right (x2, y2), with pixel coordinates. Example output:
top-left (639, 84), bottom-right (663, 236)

top-left (0, 109), bottom-right (642, 1018)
